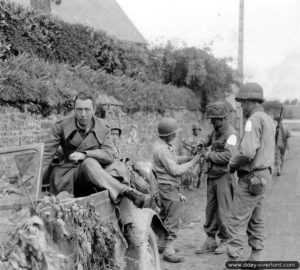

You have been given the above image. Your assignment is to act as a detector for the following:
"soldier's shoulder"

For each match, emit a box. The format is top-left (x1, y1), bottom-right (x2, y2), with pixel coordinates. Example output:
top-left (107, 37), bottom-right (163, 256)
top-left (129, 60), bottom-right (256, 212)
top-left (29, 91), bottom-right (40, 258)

top-left (153, 139), bottom-right (168, 154)
top-left (248, 112), bottom-right (263, 123)
top-left (227, 122), bottom-right (237, 134)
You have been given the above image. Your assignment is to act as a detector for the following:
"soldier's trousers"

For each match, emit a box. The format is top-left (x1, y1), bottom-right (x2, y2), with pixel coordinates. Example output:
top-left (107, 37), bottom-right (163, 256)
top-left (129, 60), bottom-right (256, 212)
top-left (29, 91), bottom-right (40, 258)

top-left (204, 174), bottom-right (234, 241)
top-left (226, 170), bottom-right (271, 258)
top-left (275, 146), bottom-right (286, 174)
top-left (158, 183), bottom-right (184, 242)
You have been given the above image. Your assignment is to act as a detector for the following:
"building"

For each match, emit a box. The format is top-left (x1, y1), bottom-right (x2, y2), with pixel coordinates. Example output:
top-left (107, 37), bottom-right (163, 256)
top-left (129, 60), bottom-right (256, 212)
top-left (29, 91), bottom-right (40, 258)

top-left (7, 0), bottom-right (147, 44)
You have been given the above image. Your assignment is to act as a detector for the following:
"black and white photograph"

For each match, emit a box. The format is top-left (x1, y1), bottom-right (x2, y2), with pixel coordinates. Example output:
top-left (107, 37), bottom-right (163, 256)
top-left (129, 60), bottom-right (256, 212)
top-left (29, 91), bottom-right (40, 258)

top-left (0, 0), bottom-right (299, 269)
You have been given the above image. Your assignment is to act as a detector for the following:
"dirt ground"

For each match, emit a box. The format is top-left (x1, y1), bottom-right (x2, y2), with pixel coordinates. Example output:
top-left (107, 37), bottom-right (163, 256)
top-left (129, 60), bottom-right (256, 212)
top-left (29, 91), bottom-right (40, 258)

top-left (160, 135), bottom-right (300, 270)
top-left (159, 179), bottom-right (232, 270)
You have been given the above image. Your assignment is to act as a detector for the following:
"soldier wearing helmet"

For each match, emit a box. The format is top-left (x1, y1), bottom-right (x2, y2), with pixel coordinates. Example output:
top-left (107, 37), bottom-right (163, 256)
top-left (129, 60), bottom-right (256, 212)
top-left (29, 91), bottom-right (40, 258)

top-left (152, 117), bottom-right (201, 263)
top-left (192, 123), bottom-right (202, 136)
top-left (110, 123), bottom-right (122, 155)
top-left (181, 123), bottom-right (203, 189)
top-left (274, 114), bottom-right (291, 176)
top-left (195, 101), bottom-right (238, 255)
top-left (226, 82), bottom-right (276, 263)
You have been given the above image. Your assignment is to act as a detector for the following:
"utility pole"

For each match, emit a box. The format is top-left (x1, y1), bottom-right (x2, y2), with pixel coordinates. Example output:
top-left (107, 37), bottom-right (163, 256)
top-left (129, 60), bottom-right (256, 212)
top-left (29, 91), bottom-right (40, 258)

top-left (236, 0), bottom-right (244, 134)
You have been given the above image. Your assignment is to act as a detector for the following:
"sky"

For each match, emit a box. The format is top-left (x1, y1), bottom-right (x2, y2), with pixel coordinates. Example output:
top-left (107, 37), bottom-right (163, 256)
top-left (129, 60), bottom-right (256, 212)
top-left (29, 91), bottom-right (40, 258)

top-left (117, 0), bottom-right (300, 101)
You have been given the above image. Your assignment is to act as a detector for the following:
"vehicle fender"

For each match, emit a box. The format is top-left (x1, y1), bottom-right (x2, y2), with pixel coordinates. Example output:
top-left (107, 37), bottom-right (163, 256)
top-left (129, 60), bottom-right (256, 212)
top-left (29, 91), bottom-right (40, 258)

top-left (131, 207), bottom-right (168, 244)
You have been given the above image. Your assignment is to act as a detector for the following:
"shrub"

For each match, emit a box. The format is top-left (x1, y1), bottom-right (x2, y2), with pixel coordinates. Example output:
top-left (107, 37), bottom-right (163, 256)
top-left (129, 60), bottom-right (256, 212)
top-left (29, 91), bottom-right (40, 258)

top-left (0, 54), bottom-right (199, 115)
top-left (0, 0), bottom-right (148, 79)
top-left (0, 1), bottom-right (236, 113)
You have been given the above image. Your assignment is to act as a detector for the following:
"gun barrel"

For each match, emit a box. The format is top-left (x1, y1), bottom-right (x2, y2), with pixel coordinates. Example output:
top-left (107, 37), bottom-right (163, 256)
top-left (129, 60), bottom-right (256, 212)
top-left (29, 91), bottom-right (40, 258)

top-left (181, 140), bottom-right (194, 148)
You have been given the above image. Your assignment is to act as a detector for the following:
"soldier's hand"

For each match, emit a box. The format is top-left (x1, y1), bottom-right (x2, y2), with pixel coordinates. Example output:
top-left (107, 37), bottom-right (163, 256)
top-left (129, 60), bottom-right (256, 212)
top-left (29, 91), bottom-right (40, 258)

top-left (69, 152), bottom-right (87, 162)
top-left (192, 153), bottom-right (202, 164)
top-left (204, 151), bottom-right (211, 161)
top-left (179, 193), bottom-right (187, 202)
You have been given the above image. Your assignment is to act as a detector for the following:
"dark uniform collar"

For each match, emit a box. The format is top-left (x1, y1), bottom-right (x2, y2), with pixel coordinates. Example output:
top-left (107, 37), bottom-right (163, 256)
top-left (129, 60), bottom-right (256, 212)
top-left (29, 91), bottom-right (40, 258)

top-left (76, 118), bottom-right (95, 134)
top-left (215, 120), bottom-right (230, 134)
top-left (63, 115), bottom-right (107, 144)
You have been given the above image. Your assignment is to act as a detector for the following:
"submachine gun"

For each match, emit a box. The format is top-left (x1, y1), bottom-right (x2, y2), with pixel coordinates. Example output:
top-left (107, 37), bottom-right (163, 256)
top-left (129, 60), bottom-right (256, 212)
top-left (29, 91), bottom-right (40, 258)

top-left (181, 140), bottom-right (208, 188)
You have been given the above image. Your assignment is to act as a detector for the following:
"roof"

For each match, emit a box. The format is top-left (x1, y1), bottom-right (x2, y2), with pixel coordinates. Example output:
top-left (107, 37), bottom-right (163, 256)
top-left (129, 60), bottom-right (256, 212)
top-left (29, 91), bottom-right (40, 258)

top-left (52, 0), bottom-right (147, 44)
top-left (7, 0), bottom-right (147, 44)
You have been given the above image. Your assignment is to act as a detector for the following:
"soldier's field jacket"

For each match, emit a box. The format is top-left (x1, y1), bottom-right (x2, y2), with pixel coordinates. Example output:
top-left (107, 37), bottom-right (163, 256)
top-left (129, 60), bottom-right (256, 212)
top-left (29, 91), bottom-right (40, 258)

top-left (204, 121), bottom-right (238, 179)
top-left (152, 138), bottom-right (195, 187)
top-left (42, 115), bottom-right (116, 195)
top-left (229, 105), bottom-right (276, 173)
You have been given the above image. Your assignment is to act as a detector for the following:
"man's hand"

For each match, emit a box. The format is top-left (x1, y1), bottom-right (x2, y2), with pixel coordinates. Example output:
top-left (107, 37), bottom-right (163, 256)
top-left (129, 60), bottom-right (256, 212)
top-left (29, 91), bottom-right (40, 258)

top-left (179, 193), bottom-right (187, 202)
top-left (186, 155), bottom-right (194, 161)
top-left (69, 152), bottom-right (87, 162)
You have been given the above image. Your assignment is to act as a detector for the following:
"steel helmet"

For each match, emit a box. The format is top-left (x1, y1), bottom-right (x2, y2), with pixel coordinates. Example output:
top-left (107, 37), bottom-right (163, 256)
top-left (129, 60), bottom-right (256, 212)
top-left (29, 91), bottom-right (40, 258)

top-left (158, 117), bottom-right (179, 137)
top-left (235, 82), bottom-right (264, 103)
top-left (205, 101), bottom-right (229, 119)
top-left (110, 122), bottom-right (122, 136)
top-left (192, 123), bottom-right (201, 131)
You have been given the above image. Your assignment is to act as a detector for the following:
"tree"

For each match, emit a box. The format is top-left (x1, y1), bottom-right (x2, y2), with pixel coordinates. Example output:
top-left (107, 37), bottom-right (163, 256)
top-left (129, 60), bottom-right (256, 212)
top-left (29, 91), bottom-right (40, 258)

top-left (262, 100), bottom-right (292, 118)
top-left (148, 42), bottom-right (237, 112)
top-left (291, 98), bottom-right (298, 105)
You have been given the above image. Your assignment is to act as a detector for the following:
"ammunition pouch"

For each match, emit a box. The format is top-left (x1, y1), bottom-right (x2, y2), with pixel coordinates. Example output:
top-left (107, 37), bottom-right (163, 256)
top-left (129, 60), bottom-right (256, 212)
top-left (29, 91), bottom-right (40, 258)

top-left (248, 173), bottom-right (268, 196)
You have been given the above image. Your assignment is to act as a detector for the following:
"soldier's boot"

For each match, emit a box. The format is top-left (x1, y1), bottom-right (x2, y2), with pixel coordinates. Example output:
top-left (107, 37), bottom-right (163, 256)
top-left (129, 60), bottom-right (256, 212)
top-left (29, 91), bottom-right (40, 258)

top-left (163, 242), bottom-right (184, 263)
top-left (158, 244), bottom-right (179, 254)
top-left (123, 187), bottom-right (151, 208)
top-left (214, 240), bottom-right (227, 254)
top-left (248, 249), bottom-right (263, 261)
top-left (276, 164), bottom-right (282, 176)
top-left (195, 236), bottom-right (218, 254)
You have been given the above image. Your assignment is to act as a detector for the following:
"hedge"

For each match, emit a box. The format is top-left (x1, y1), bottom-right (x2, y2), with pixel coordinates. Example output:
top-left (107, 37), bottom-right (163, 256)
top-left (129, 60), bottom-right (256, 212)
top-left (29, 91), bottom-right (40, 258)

top-left (0, 0), bottom-right (149, 79)
top-left (0, 0), bottom-right (236, 114)
top-left (0, 53), bottom-right (199, 115)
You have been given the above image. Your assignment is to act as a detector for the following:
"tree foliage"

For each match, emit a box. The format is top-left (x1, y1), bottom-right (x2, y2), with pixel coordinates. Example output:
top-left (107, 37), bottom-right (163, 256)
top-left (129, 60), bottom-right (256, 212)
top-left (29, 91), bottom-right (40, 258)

top-left (262, 100), bottom-right (293, 119)
top-left (148, 43), bottom-right (237, 112)
top-left (0, 1), bottom-right (237, 113)
top-left (0, 0), bottom-right (149, 79)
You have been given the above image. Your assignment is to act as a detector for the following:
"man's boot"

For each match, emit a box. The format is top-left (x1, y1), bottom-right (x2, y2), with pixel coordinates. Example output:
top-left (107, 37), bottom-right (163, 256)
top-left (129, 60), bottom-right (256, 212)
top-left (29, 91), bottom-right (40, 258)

top-left (248, 249), bottom-right (263, 261)
top-left (214, 240), bottom-right (227, 254)
top-left (195, 236), bottom-right (218, 254)
top-left (123, 187), bottom-right (151, 208)
top-left (163, 242), bottom-right (184, 263)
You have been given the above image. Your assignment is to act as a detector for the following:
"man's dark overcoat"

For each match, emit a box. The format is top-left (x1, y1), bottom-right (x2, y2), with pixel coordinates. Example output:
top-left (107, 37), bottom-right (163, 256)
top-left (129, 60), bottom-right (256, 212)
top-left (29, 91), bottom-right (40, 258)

top-left (42, 115), bottom-right (116, 195)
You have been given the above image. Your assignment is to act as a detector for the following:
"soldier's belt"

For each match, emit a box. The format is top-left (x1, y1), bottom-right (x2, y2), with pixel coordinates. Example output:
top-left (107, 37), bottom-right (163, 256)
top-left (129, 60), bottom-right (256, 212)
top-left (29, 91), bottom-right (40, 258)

top-left (237, 167), bottom-right (272, 178)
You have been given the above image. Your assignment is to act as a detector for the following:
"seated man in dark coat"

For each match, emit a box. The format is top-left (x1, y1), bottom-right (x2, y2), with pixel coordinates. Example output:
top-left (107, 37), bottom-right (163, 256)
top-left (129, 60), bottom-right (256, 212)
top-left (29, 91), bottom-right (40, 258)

top-left (42, 92), bottom-right (150, 208)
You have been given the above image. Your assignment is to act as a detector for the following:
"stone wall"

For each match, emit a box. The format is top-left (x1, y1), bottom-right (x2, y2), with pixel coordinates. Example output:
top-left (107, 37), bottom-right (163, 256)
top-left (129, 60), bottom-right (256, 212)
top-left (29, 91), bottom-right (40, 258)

top-left (0, 104), bottom-right (211, 163)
